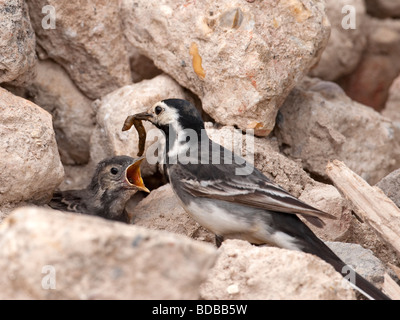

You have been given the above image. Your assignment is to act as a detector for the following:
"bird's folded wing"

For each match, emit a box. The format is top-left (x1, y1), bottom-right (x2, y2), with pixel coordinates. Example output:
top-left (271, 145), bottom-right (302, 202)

top-left (48, 190), bottom-right (85, 213)
top-left (181, 178), bottom-right (337, 222)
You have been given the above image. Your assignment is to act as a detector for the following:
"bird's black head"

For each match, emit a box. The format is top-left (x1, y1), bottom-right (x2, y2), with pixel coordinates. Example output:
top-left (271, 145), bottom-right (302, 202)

top-left (133, 99), bottom-right (205, 134)
top-left (88, 155), bottom-right (149, 194)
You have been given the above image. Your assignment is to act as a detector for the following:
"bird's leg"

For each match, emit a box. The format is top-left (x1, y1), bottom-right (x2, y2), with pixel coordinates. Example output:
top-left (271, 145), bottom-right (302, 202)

top-left (215, 234), bottom-right (224, 248)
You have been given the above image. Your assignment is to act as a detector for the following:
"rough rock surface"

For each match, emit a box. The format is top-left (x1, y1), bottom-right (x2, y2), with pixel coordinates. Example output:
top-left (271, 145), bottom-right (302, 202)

top-left (7, 60), bottom-right (96, 165)
top-left (58, 163), bottom-right (95, 192)
top-left (275, 77), bottom-right (400, 185)
top-left (90, 74), bottom-right (186, 177)
top-left (338, 18), bottom-right (400, 111)
top-left (365, 0), bottom-right (400, 18)
top-left (346, 216), bottom-right (400, 271)
top-left (27, 0), bottom-right (131, 99)
top-left (205, 123), bottom-right (351, 241)
top-left (382, 75), bottom-right (400, 124)
top-left (200, 239), bottom-right (356, 300)
top-left (0, 88), bottom-right (64, 210)
top-left (122, 0), bottom-right (330, 136)
top-left (0, 0), bottom-right (37, 86)
top-left (299, 184), bottom-right (352, 241)
top-left (376, 169), bottom-right (400, 209)
top-left (33, 60), bottom-right (95, 165)
top-left (310, 0), bottom-right (366, 81)
top-left (132, 184), bottom-right (215, 244)
top-left (128, 46), bottom-right (163, 83)
top-left (326, 242), bottom-right (387, 287)
top-left (0, 207), bottom-right (217, 300)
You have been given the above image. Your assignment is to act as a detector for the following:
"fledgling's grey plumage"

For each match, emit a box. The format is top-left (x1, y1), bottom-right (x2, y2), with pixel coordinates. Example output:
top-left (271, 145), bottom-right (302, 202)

top-left (131, 98), bottom-right (390, 300)
top-left (49, 155), bottom-right (148, 223)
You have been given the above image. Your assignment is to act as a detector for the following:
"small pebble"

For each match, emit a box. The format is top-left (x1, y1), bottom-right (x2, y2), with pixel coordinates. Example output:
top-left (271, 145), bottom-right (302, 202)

top-left (227, 283), bottom-right (240, 294)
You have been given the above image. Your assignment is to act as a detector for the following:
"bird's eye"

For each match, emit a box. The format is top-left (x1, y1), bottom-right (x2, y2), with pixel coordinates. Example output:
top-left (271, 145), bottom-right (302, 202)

top-left (155, 105), bottom-right (163, 115)
top-left (110, 167), bottom-right (119, 175)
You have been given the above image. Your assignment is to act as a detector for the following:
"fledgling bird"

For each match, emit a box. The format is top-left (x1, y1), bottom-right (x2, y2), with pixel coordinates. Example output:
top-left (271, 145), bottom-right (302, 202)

top-left (132, 98), bottom-right (390, 300)
top-left (49, 156), bottom-right (149, 223)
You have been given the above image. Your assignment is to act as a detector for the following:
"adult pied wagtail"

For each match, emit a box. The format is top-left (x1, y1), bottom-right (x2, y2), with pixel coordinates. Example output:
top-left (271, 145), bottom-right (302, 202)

top-left (132, 99), bottom-right (389, 300)
top-left (49, 156), bottom-right (149, 223)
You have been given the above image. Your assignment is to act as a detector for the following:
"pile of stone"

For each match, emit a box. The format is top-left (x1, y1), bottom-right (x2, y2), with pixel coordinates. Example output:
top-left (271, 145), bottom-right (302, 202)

top-left (0, 0), bottom-right (399, 300)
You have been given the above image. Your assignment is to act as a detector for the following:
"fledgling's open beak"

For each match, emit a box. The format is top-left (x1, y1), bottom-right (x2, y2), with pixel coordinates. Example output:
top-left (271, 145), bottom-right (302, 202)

top-left (125, 157), bottom-right (150, 193)
top-left (132, 111), bottom-right (153, 122)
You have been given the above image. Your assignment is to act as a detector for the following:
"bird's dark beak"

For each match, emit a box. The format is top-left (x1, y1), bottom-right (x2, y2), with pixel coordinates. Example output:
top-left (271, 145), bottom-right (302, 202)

top-left (125, 157), bottom-right (150, 193)
top-left (133, 111), bottom-right (153, 122)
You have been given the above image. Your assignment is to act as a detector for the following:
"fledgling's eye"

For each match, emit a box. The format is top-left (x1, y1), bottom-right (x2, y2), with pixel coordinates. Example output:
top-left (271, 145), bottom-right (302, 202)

top-left (110, 167), bottom-right (119, 175)
top-left (155, 105), bottom-right (163, 115)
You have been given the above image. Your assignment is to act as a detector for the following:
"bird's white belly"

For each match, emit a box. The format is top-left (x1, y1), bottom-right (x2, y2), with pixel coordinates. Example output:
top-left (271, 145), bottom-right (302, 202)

top-left (186, 200), bottom-right (252, 236)
top-left (185, 199), bottom-right (301, 250)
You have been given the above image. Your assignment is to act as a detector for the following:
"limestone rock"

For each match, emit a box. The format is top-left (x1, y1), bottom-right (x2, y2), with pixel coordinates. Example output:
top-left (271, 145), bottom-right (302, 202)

top-left (345, 215), bottom-right (400, 271)
top-left (90, 74), bottom-right (186, 177)
top-left (132, 184), bottom-right (215, 244)
top-left (27, 0), bottom-right (131, 99)
top-left (326, 242), bottom-right (387, 287)
top-left (299, 184), bottom-right (352, 241)
top-left (128, 46), bottom-right (163, 83)
top-left (0, 88), bottom-right (64, 211)
top-left (338, 18), bottom-right (400, 111)
top-left (275, 77), bottom-right (400, 185)
top-left (200, 239), bottom-right (355, 300)
top-left (376, 169), bottom-right (400, 209)
top-left (10, 60), bottom-right (96, 165)
top-left (365, 0), bottom-right (400, 18)
top-left (309, 0), bottom-right (366, 81)
top-left (58, 163), bottom-right (95, 192)
top-left (382, 75), bottom-right (400, 124)
top-left (0, 0), bottom-right (37, 86)
top-left (121, 0), bottom-right (330, 136)
top-left (0, 207), bottom-right (217, 299)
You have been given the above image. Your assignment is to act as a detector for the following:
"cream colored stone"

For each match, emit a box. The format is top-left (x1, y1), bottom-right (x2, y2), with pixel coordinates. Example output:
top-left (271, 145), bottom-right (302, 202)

top-left (27, 0), bottom-right (131, 99)
top-left (200, 240), bottom-right (356, 300)
top-left (0, 0), bottom-right (37, 85)
top-left (337, 18), bottom-right (400, 111)
top-left (26, 60), bottom-right (95, 165)
top-left (275, 77), bottom-right (400, 185)
top-left (0, 207), bottom-right (217, 299)
top-left (310, 0), bottom-right (366, 81)
top-left (382, 75), bottom-right (400, 124)
top-left (365, 0), bottom-right (400, 18)
top-left (0, 88), bottom-right (64, 210)
top-left (121, 0), bottom-right (330, 136)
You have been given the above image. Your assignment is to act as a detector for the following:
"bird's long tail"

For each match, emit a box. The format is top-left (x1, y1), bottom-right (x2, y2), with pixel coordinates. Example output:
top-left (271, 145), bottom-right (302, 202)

top-left (301, 228), bottom-right (390, 300)
top-left (273, 212), bottom-right (390, 300)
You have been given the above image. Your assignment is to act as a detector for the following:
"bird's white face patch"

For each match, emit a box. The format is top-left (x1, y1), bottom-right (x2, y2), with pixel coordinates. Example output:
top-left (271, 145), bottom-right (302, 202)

top-left (150, 101), bottom-right (180, 127)
top-left (149, 101), bottom-right (188, 159)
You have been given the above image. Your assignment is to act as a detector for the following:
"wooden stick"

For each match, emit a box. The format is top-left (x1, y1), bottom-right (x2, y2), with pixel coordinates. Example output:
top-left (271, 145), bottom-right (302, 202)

top-left (389, 263), bottom-right (400, 280)
top-left (326, 160), bottom-right (400, 256)
top-left (383, 274), bottom-right (400, 300)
